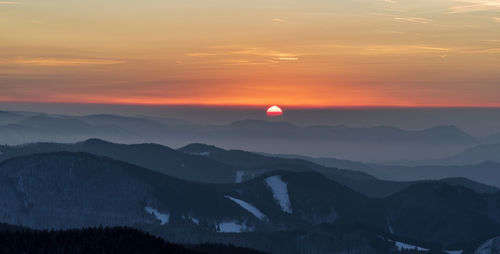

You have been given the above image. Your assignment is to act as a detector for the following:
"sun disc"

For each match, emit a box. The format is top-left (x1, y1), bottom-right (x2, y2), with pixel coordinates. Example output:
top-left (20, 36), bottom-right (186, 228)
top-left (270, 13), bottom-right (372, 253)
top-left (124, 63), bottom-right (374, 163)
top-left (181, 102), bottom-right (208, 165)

top-left (266, 106), bottom-right (283, 117)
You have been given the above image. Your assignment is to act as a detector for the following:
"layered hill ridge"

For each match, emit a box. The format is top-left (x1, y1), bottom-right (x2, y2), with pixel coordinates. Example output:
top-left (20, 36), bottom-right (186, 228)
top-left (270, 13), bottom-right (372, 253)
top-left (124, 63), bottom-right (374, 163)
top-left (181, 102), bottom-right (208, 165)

top-left (1, 139), bottom-right (498, 198)
top-left (274, 152), bottom-right (500, 189)
top-left (0, 152), bottom-right (383, 232)
top-left (0, 151), bottom-right (500, 250)
top-left (0, 111), bottom-right (479, 162)
top-left (436, 144), bottom-right (500, 165)
top-left (0, 138), bottom-right (374, 187)
top-left (0, 139), bottom-right (235, 183)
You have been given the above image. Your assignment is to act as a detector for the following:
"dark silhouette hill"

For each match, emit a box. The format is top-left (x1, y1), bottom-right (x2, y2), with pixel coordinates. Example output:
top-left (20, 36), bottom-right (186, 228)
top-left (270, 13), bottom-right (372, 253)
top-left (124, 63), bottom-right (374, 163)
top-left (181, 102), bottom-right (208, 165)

top-left (0, 226), bottom-right (267, 254)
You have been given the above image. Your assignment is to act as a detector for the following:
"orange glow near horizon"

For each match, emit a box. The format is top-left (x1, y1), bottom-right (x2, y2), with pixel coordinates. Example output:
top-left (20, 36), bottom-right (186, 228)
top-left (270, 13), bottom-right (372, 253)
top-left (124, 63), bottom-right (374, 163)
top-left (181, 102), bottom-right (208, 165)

top-left (1, 1), bottom-right (500, 107)
top-left (3, 97), bottom-right (500, 109)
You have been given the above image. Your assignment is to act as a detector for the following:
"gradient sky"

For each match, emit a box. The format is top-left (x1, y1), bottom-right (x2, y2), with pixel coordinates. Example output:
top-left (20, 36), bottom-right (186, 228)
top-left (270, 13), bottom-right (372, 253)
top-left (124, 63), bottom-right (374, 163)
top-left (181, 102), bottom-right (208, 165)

top-left (1, 0), bottom-right (500, 107)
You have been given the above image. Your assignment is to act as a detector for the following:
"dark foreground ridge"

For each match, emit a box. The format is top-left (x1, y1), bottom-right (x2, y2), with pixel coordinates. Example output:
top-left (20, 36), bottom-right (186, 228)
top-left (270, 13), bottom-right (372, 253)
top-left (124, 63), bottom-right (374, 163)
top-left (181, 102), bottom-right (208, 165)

top-left (0, 226), bottom-right (267, 254)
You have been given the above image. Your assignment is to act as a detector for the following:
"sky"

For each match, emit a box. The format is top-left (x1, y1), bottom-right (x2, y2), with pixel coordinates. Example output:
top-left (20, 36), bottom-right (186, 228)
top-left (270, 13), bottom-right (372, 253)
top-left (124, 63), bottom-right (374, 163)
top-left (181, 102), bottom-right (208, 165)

top-left (1, 0), bottom-right (500, 107)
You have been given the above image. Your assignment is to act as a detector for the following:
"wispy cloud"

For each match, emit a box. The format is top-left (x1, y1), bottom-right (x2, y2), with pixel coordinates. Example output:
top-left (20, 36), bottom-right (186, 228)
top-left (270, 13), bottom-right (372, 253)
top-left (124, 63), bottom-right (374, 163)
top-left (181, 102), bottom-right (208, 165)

top-left (0, 58), bottom-right (125, 66)
top-left (273, 57), bottom-right (298, 61)
top-left (484, 39), bottom-right (500, 43)
top-left (231, 48), bottom-right (297, 58)
top-left (494, 17), bottom-right (500, 22)
top-left (394, 17), bottom-right (432, 24)
top-left (450, 0), bottom-right (500, 13)
top-left (185, 47), bottom-right (299, 64)
top-left (272, 18), bottom-right (285, 22)
top-left (362, 45), bottom-right (451, 55)
top-left (185, 53), bottom-right (218, 57)
top-left (0, 1), bottom-right (18, 5)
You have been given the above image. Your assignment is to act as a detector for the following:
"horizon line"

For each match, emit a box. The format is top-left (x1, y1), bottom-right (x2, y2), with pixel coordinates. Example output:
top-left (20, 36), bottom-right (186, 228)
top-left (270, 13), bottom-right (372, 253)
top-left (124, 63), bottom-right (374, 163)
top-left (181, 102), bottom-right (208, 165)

top-left (2, 100), bottom-right (500, 109)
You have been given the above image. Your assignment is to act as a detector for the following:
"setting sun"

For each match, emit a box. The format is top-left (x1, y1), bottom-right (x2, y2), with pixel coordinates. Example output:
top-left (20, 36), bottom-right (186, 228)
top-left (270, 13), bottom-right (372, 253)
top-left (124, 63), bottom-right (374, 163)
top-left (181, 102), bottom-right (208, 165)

top-left (266, 106), bottom-right (283, 117)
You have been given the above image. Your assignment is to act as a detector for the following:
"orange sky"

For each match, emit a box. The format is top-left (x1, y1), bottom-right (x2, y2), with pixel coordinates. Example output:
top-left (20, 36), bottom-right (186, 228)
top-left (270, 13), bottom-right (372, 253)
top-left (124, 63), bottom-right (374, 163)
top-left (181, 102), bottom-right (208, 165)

top-left (1, 0), bottom-right (500, 107)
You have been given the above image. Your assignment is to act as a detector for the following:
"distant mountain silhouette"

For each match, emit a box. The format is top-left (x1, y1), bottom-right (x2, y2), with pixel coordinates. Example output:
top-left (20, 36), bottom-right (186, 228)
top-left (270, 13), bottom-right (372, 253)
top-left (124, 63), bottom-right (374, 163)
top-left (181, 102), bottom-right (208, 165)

top-left (78, 114), bottom-right (192, 139)
top-left (0, 110), bottom-right (478, 162)
top-left (432, 144), bottom-right (500, 165)
top-left (272, 153), bottom-right (380, 174)
top-left (481, 132), bottom-right (500, 144)
top-left (368, 161), bottom-right (500, 188)
top-left (276, 152), bottom-right (500, 189)
top-left (0, 111), bottom-right (25, 125)
top-left (214, 120), bottom-right (477, 144)
top-left (440, 177), bottom-right (499, 194)
top-left (0, 115), bottom-right (134, 144)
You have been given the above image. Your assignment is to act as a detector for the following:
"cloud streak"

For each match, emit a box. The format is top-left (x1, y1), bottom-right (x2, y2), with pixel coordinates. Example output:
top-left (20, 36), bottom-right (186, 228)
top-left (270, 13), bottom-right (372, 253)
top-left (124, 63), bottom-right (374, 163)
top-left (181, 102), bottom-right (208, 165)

top-left (450, 0), bottom-right (500, 13)
top-left (0, 58), bottom-right (125, 66)
top-left (273, 57), bottom-right (299, 61)
top-left (185, 47), bottom-right (300, 64)
top-left (0, 1), bottom-right (18, 4)
top-left (394, 17), bottom-right (432, 24)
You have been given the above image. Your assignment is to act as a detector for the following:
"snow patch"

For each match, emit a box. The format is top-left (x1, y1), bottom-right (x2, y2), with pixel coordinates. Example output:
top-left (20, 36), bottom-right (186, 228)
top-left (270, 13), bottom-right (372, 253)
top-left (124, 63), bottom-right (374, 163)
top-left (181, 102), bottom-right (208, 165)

top-left (235, 171), bottom-right (245, 183)
top-left (381, 237), bottom-right (428, 252)
top-left (189, 151), bottom-right (210, 156)
top-left (475, 236), bottom-right (500, 254)
top-left (264, 175), bottom-right (292, 213)
top-left (182, 215), bottom-right (200, 225)
top-left (144, 206), bottom-right (170, 225)
top-left (191, 217), bottom-right (199, 225)
top-left (218, 221), bottom-right (247, 233)
top-left (393, 241), bottom-right (429, 252)
top-left (382, 236), bottom-right (460, 253)
top-left (224, 195), bottom-right (267, 221)
top-left (386, 217), bottom-right (394, 234)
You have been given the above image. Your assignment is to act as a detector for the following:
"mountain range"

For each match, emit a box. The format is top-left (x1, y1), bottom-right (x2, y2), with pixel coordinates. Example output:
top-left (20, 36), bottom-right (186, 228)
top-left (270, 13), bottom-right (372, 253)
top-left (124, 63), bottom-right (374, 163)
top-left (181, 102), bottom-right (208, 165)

top-left (428, 144), bottom-right (500, 166)
top-left (275, 153), bottom-right (500, 189)
top-left (1, 150), bottom-right (500, 253)
top-left (0, 111), bottom-right (486, 162)
top-left (2, 139), bottom-right (499, 197)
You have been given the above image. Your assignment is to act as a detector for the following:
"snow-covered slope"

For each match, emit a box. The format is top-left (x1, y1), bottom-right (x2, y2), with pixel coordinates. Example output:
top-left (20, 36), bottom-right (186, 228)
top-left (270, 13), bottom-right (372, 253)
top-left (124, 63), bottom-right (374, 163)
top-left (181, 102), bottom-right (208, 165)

top-left (235, 171), bottom-right (245, 183)
top-left (475, 236), bottom-right (500, 254)
top-left (264, 175), bottom-right (292, 213)
top-left (144, 206), bottom-right (170, 225)
top-left (218, 221), bottom-right (248, 233)
top-left (393, 241), bottom-right (428, 251)
top-left (225, 195), bottom-right (268, 221)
